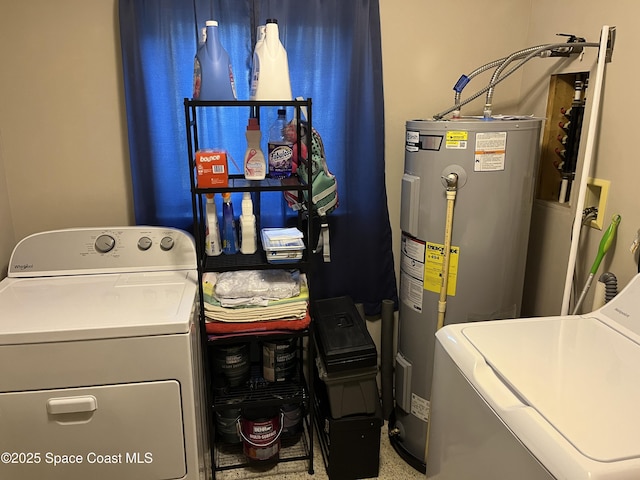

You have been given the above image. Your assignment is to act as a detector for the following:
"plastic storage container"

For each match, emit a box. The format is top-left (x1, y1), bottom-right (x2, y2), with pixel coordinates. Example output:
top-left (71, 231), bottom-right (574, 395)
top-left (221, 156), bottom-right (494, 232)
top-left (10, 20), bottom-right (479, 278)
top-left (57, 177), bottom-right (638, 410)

top-left (261, 228), bottom-right (305, 264)
top-left (315, 355), bottom-right (379, 418)
top-left (315, 366), bottom-right (383, 479)
top-left (313, 296), bottom-right (378, 373)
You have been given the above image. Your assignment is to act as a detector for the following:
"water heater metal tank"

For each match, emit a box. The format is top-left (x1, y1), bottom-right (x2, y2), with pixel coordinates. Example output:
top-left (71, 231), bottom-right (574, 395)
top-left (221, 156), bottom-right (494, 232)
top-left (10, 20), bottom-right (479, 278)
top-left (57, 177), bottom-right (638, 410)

top-left (392, 117), bottom-right (543, 468)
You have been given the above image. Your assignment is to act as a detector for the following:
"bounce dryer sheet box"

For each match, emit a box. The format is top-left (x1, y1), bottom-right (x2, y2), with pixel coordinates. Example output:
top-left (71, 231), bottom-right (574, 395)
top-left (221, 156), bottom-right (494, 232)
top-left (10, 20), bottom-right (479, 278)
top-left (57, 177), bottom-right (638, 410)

top-left (195, 150), bottom-right (228, 187)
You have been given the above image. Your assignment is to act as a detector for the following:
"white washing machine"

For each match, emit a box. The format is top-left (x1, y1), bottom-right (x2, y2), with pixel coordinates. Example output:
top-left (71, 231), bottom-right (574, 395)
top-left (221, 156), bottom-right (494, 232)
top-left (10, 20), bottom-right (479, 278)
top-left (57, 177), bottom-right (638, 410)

top-left (427, 273), bottom-right (640, 480)
top-left (0, 227), bottom-right (210, 480)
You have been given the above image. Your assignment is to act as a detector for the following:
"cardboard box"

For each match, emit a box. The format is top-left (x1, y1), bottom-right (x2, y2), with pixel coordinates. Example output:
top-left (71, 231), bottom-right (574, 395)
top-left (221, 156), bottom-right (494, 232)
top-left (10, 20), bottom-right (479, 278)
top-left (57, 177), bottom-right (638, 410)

top-left (195, 150), bottom-right (228, 187)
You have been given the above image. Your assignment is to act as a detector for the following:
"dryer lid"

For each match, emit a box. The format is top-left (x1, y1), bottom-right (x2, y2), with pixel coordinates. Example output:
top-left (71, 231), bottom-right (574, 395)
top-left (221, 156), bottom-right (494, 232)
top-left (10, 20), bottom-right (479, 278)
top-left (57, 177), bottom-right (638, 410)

top-left (0, 271), bottom-right (197, 344)
top-left (461, 316), bottom-right (640, 464)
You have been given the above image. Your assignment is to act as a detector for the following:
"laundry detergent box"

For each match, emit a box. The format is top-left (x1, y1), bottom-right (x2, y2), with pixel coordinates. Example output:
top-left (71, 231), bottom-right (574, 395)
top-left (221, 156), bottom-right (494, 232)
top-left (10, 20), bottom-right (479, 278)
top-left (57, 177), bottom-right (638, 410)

top-left (195, 150), bottom-right (228, 187)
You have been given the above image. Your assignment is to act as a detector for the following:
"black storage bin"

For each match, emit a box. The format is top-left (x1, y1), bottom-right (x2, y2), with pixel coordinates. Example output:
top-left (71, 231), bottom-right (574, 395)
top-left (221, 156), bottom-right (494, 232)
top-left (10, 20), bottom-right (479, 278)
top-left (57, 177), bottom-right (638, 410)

top-left (313, 296), bottom-right (377, 373)
top-left (315, 364), bottom-right (383, 480)
top-left (315, 354), bottom-right (379, 418)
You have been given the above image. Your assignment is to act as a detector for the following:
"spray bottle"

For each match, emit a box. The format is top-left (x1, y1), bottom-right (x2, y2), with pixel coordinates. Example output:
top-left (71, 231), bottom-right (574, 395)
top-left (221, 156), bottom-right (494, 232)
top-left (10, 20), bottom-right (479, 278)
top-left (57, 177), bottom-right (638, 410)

top-left (205, 194), bottom-right (222, 256)
top-left (244, 118), bottom-right (266, 180)
top-left (239, 192), bottom-right (257, 254)
top-left (221, 193), bottom-right (239, 254)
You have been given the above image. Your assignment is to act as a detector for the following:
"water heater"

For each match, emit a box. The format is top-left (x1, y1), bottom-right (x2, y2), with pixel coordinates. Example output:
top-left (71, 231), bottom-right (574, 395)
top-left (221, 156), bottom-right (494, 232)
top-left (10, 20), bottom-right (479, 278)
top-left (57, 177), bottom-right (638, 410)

top-left (392, 117), bottom-right (543, 469)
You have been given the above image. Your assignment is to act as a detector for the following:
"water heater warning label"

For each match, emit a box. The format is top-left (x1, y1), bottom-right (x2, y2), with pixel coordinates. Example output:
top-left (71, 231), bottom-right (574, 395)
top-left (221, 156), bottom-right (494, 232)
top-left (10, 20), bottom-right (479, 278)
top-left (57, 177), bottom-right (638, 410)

top-left (445, 130), bottom-right (468, 149)
top-left (411, 393), bottom-right (430, 423)
top-left (400, 234), bottom-right (426, 313)
top-left (474, 131), bottom-right (507, 171)
top-left (424, 242), bottom-right (459, 296)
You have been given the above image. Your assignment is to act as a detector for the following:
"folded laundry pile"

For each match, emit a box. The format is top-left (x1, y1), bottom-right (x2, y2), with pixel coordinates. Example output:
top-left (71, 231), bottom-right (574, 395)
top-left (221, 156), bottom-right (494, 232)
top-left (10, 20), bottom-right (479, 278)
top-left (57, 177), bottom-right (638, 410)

top-left (202, 270), bottom-right (308, 325)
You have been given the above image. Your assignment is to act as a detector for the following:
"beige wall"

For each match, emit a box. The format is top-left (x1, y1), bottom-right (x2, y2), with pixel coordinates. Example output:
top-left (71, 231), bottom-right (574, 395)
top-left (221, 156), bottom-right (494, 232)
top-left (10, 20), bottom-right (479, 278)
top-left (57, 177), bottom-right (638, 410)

top-left (0, 132), bottom-right (15, 278)
top-left (517, 4), bottom-right (640, 315)
top-left (0, 0), bottom-right (133, 278)
top-left (0, 0), bottom-right (637, 320)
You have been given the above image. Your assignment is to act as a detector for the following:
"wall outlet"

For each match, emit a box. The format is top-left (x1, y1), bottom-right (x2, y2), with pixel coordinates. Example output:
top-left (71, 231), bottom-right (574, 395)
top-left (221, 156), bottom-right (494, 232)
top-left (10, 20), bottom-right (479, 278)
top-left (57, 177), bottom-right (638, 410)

top-left (585, 177), bottom-right (610, 229)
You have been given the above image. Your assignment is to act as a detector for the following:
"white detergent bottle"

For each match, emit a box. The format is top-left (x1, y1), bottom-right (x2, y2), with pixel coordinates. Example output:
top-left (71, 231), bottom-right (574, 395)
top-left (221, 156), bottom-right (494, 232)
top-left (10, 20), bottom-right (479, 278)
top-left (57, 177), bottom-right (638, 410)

top-left (205, 194), bottom-right (222, 256)
top-left (239, 192), bottom-right (257, 254)
top-left (244, 117), bottom-right (266, 180)
top-left (250, 18), bottom-right (292, 100)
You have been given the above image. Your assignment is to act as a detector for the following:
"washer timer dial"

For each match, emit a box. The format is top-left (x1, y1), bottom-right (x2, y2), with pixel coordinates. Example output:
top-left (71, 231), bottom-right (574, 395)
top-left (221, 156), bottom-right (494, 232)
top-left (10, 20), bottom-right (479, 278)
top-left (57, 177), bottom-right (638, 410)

top-left (95, 234), bottom-right (116, 253)
top-left (137, 236), bottom-right (153, 251)
top-left (160, 236), bottom-right (175, 251)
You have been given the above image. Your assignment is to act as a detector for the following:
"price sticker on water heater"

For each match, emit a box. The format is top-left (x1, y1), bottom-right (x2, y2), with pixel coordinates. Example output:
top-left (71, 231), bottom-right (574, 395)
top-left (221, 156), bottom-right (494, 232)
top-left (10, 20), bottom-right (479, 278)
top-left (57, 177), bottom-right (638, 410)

top-left (474, 131), bottom-right (507, 171)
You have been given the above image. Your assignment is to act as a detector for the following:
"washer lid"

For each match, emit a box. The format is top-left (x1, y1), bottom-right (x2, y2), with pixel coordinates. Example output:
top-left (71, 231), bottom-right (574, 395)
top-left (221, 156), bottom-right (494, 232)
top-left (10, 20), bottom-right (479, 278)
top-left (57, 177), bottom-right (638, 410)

top-left (461, 316), bottom-right (640, 464)
top-left (0, 271), bottom-right (197, 344)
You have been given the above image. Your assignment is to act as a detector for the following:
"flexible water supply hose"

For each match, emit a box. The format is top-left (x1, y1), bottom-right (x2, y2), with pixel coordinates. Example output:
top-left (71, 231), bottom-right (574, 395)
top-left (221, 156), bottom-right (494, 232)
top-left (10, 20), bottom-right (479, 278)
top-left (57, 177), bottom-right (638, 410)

top-left (591, 272), bottom-right (617, 310)
top-left (452, 46), bottom-right (549, 115)
top-left (600, 271), bottom-right (618, 302)
top-left (572, 214), bottom-right (621, 315)
top-left (434, 41), bottom-right (599, 120)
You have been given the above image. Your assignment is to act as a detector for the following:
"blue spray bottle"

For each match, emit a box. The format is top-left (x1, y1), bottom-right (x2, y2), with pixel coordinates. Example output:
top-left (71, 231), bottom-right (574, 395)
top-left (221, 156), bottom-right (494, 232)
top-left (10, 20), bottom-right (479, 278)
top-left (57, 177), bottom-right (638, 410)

top-left (221, 193), bottom-right (239, 254)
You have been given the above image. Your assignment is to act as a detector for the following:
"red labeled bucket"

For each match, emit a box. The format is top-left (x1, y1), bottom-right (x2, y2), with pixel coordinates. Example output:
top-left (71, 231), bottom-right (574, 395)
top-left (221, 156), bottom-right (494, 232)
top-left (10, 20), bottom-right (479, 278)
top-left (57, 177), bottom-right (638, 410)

top-left (239, 407), bottom-right (284, 462)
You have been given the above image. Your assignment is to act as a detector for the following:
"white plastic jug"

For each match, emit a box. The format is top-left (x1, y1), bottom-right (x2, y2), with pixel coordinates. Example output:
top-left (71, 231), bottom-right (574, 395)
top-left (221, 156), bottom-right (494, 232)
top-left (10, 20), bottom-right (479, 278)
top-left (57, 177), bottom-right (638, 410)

top-left (250, 19), bottom-right (292, 101)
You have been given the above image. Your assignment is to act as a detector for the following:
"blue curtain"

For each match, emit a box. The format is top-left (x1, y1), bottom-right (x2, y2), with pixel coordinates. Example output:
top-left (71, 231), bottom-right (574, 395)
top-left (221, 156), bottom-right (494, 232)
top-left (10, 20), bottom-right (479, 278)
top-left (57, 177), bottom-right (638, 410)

top-left (119, 0), bottom-right (397, 315)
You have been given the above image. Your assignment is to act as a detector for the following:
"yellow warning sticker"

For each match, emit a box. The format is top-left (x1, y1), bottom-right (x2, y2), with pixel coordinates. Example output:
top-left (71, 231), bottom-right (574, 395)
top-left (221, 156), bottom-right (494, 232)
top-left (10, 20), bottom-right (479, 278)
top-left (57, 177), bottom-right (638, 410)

top-left (445, 131), bottom-right (468, 149)
top-left (424, 242), bottom-right (459, 296)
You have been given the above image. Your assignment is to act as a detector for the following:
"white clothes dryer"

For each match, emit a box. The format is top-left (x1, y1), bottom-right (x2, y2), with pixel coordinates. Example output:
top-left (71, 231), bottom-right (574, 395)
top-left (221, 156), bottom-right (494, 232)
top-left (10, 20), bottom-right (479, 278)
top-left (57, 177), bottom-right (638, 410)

top-left (0, 227), bottom-right (209, 480)
top-left (427, 273), bottom-right (640, 480)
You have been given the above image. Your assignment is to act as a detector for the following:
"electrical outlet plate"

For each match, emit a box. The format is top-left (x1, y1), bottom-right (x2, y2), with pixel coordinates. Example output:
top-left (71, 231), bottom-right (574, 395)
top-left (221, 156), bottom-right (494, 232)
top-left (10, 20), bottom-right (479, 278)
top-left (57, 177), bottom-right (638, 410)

top-left (585, 177), bottom-right (610, 229)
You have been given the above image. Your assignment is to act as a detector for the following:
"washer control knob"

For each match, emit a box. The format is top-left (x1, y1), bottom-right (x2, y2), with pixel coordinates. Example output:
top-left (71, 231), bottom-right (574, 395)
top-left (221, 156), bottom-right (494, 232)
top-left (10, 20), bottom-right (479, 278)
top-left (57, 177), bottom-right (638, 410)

top-left (160, 236), bottom-right (175, 251)
top-left (95, 234), bottom-right (116, 253)
top-left (138, 236), bottom-right (152, 251)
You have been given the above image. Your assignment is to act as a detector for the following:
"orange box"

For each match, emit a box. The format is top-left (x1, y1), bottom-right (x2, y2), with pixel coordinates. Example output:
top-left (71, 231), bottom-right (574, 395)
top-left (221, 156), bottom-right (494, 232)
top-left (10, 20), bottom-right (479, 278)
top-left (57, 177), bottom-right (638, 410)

top-left (195, 150), bottom-right (228, 187)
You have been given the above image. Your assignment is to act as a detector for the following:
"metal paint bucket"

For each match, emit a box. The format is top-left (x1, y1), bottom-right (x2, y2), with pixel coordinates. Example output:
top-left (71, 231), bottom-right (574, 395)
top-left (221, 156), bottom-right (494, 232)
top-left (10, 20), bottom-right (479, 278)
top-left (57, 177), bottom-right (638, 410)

top-left (263, 337), bottom-right (297, 382)
top-left (215, 399), bottom-right (243, 444)
top-left (212, 344), bottom-right (250, 387)
top-left (239, 406), bottom-right (284, 462)
top-left (281, 403), bottom-right (303, 438)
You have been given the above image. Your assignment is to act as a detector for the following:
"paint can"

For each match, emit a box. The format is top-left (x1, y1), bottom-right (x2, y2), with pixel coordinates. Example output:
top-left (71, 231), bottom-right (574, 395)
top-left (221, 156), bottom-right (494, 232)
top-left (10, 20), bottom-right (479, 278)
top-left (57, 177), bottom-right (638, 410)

top-left (263, 337), bottom-right (297, 382)
top-left (212, 344), bottom-right (250, 387)
top-left (239, 406), bottom-right (284, 462)
top-left (215, 399), bottom-right (243, 444)
top-left (281, 403), bottom-right (303, 438)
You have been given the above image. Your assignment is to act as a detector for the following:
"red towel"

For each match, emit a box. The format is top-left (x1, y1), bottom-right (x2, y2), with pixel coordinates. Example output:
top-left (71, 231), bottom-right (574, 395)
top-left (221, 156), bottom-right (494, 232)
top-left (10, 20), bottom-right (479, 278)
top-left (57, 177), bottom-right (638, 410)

top-left (206, 311), bottom-right (311, 338)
